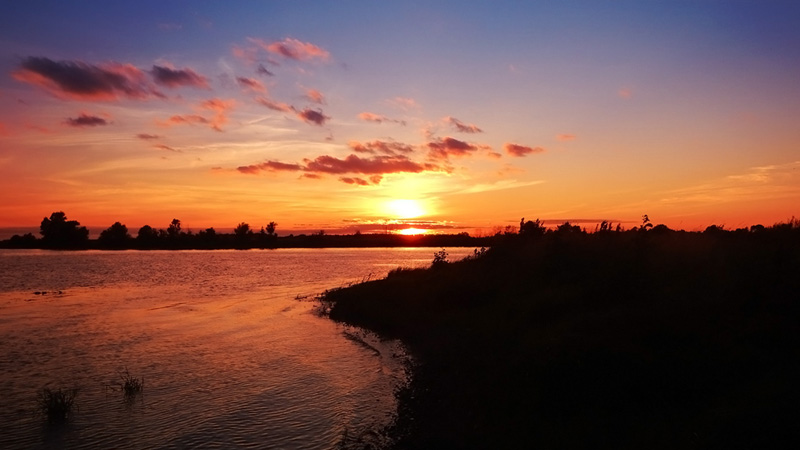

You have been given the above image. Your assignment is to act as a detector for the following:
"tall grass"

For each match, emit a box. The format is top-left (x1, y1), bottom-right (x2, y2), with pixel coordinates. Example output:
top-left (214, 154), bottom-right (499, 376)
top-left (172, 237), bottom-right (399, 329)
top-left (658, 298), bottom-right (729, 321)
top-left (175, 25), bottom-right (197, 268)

top-left (37, 388), bottom-right (77, 424)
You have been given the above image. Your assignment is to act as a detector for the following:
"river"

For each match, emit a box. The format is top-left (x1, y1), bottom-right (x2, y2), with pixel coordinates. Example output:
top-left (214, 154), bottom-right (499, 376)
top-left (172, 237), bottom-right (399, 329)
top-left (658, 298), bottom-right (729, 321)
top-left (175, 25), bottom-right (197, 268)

top-left (0, 247), bottom-right (474, 449)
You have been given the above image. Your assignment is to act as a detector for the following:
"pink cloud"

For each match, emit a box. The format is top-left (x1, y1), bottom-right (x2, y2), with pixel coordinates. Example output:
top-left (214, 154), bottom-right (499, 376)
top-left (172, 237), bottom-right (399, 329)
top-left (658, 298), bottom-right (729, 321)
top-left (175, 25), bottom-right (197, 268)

top-left (297, 108), bottom-right (329, 126)
top-left (256, 96), bottom-right (293, 112)
top-left (151, 65), bottom-right (209, 89)
top-left (556, 134), bottom-right (576, 142)
top-left (358, 112), bottom-right (406, 125)
top-left (136, 133), bottom-right (161, 140)
top-left (64, 112), bottom-right (109, 127)
top-left (504, 143), bottom-right (545, 157)
top-left (199, 98), bottom-right (236, 131)
top-left (618, 87), bottom-right (633, 99)
top-left (445, 116), bottom-right (483, 133)
top-left (388, 96), bottom-right (418, 110)
top-left (13, 56), bottom-right (158, 101)
top-left (231, 44), bottom-right (259, 64)
top-left (236, 76), bottom-right (266, 93)
top-left (306, 88), bottom-right (325, 104)
top-left (249, 37), bottom-right (329, 62)
top-left (161, 114), bottom-right (209, 127)
top-left (427, 137), bottom-right (479, 159)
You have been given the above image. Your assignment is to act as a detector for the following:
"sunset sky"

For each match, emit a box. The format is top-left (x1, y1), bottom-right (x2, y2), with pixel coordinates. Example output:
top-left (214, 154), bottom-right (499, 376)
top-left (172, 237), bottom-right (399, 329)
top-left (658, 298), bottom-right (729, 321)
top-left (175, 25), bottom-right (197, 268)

top-left (1, 1), bottom-right (799, 236)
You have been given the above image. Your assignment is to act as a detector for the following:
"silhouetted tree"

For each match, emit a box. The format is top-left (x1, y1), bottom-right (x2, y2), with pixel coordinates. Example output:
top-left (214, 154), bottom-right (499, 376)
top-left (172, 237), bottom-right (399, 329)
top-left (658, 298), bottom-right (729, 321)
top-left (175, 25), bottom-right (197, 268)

top-left (641, 214), bottom-right (653, 231)
top-left (266, 221), bottom-right (277, 236)
top-left (40, 212), bottom-right (89, 248)
top-left (98, 222), bottom-right (131, 248)
top-left (519, 218), bottom-right (546, 237)
top-left (7, 233), bottom-right (37, 248)
top-left (555, 222), bottom-right (582, 234)
top-left (167, 219), bottom-right (182, 238)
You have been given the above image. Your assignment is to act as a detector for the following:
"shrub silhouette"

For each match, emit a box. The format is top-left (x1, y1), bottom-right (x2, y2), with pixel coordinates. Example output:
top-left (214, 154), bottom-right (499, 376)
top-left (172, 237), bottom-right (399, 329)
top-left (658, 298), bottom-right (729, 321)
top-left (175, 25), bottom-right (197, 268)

top-left (37, 388), bottom-right (77, 424)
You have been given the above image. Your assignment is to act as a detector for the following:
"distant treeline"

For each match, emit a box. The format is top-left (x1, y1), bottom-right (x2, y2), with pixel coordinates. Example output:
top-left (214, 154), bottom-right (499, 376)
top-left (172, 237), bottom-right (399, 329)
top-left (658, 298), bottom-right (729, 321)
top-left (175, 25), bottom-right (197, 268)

top-left (2, 211), bottom-right (798, 250)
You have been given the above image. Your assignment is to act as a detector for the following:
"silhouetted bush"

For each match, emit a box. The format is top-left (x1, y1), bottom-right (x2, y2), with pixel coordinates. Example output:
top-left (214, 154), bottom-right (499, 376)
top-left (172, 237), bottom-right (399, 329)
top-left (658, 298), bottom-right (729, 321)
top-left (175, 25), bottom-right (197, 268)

top-left (37, 388), bottom-right (77, 424)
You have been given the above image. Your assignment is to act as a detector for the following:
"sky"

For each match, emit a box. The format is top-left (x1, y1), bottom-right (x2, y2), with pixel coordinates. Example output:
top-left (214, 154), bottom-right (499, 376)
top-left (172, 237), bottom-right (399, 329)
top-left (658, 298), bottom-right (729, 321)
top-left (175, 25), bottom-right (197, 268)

top-left (1, 1), bottom-right (799, 236)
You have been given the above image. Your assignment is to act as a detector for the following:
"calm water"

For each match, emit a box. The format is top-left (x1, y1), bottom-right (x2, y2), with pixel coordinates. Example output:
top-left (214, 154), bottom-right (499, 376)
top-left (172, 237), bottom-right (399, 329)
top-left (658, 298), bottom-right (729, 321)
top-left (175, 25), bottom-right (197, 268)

top-left (0, 248), bottom-right (474, 449)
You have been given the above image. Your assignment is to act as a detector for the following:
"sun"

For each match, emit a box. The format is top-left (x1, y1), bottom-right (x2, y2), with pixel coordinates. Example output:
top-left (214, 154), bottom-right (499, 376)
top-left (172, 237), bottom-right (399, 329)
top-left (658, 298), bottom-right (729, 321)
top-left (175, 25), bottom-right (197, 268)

top-left (386, 199), bottom-right (425, 219)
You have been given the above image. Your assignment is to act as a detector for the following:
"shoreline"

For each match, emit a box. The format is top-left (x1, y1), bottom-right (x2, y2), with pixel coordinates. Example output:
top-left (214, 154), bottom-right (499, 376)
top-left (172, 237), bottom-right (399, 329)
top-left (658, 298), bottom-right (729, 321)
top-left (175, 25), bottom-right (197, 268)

top-left (323, 227), bottom-right (800, 448)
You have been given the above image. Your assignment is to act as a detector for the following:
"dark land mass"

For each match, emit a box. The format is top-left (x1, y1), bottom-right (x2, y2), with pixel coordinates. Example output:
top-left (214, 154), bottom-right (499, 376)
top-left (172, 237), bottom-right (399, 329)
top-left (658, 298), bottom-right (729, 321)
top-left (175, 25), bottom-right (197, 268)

top-left (323, 223), bottom-right (800, 449)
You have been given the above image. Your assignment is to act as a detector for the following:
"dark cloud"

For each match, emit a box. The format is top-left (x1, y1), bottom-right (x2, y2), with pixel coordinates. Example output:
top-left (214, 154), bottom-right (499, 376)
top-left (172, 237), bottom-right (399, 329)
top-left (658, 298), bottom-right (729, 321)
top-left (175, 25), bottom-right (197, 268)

top-left (151, 65), bottom-right (209, 89)
top-left (339, 177), bottom-right (371, 186)
top-left (297, 108), bottom-right (329, 126)
top-left (64, 113), bottom-right (108, 127)
top-left (446, 116), bottom-right (483, 133)
top-left (236, 76), bottom-right (266, 92)
top-left (136, 133), bottom-right (161, 140)
top-left (304, 154), bottom-right (437, 175)
top-left (349, 140), bottom-right (415, 155)
top-left (256, 64), bottom-right (274, 76)
top-left (154, 144), bottom-right (180, 152)
top-left (427, 137), bottom-right (479, 159)
top-left (13, 56), bottom-right (156, 101)
top-left (505, 143), bottom-right (545, 157)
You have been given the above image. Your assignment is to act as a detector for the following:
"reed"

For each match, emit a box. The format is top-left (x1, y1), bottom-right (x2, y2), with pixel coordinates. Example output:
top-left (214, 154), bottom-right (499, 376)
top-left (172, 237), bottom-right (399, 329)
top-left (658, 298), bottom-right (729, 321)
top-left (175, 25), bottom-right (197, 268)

top-left (37, 388), bottom-right (77, 424)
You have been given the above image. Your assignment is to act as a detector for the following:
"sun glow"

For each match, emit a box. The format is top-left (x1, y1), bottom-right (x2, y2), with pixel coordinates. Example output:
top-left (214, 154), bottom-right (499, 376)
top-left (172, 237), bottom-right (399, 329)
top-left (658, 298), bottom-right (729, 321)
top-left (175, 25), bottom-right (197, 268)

top-left (398, 228), bottom-right (428, 235)
top-left (386, 199), bottom-right (425, 219)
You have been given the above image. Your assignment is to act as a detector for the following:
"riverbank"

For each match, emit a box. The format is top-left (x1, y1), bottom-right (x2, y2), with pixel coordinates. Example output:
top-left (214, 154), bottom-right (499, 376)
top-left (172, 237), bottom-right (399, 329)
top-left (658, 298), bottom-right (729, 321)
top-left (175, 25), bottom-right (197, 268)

top-left (323, 226), bottom-right (800, 449)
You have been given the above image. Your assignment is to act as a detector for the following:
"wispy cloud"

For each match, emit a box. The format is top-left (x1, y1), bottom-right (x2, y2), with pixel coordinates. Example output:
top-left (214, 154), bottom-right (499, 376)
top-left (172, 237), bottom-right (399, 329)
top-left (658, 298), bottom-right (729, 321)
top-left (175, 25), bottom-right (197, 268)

top-left (445, 116), bottom-right (483, 133)
top-left (153, 143), bottom-right (180, 152)
top-left (358, 112), bottom-right (406, 125)
top-left (305, 88), bottom-right (325, 104)
top-left (136, 133), bottom-right (161, 140)
top-left (13, 56), bottom-right (157, 101)
top-left (246, 37), bottom-right (330, 62)
top-left (255, 96), bottom-right (293, 112)
top-left (387, 96), bottom-right (418, 110)
top-left (256, 64), bottom-right (274, 76)
top-left (504, 143), bottom-right (544, 157)
top-left (556, 134), bottom-right (576, 141)
top-left (349, 140), bottom-right (415, 155)
top-left (64, 112), bottom-right (109, 127)
top-left (236, 76), bottom-right (266, 93)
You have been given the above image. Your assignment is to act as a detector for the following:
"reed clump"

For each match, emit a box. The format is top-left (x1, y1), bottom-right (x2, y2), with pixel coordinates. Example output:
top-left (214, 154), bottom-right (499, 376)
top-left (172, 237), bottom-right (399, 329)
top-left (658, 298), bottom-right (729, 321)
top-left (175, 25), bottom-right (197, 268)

top-left (118, 368), bottom-right (144, 397)
top-left (37, 388), bottom-right (77, 424)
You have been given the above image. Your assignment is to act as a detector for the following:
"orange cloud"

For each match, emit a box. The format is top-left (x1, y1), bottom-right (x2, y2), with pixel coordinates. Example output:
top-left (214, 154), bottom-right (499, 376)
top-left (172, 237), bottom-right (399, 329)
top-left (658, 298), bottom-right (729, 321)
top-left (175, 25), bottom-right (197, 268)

top-left (136, 133), bottom-right (161, 140)
top-left (504, 143), bottom-right (544, 157)
top-left (161, 114), bottom-right (209, 126)
top-left (445, 116), bottom-right (483, 133)
top-left (556, 134), bottom-right (576, 141)
top-left (153, 143), bottom-right (180, 152)
top-left (256, 96), bottom-right (293, 112)
top-left (237, 160), bottom-right (304, 174)
top-left (151, 65), bottom-right (209, 89)
top-left (306, 88), bottom-right (325, 104)
top-left (13, 57), bottom-right (157, 101)
top-left (199, 98), bottom-right (236, 131)
top-left (388, 96), bottom-right (418, 110)
top-left (428, 137), bottom-right (479, 159)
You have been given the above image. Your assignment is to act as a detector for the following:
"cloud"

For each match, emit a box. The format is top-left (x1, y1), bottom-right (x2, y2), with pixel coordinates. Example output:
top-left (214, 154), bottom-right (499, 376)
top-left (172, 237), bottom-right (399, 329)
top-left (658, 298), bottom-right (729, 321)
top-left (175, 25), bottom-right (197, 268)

top-left (13, 56), bottom-right (156, 101)
top-left (199, 98), bottom-right (236, 131)
top-left (136, 133), bottom-right (161, 140)
top-left (255, 96), bottom-right (293, 112)
top-left (153, 144), bottom-right (180, 152)
top-left (236, 76), bottom-right (266, 93)
top-left (237, 160), bottom-right (303, 174)
top-left (64, 112), bottom-right (109, 127)
top-left (388, 96), bottom-right (418, 110)
top-left (339, 177), bottom-right (371, 186)
top-left (238, 153), bottom-right (445, 182)
top-left (427, 137), bottom-right (479, 159)
top-left (162, 114), bottom-right (209, 126)
top-left (256, 64), bottom-right (274, 76)
top-left (556, 134), bottom-right (576, 141)
top-left (297, 108), bottom-right (329, 126)
top-left (232, 45), bottom-right (259, 64)
top-left (358, 112), bottom-right (406, 125)
top-left (504, 143), bottom-right (544, 157)
top-left (349, 140), bottom-right (415, 155)
top-left (261, 37), bottom-right (330, 61)
top-left (305, 88), bottom-right (325, 104)
top-left (618, 87), bottom-right (633, 99)
top-left (151, 65), bottom-right (209, 89)
top-left (445, 116), bottom-right (483, 133)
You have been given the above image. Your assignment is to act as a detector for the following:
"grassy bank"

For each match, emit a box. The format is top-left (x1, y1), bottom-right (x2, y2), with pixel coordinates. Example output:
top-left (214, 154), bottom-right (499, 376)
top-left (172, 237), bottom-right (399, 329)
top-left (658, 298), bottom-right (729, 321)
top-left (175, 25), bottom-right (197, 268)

top-left (324, 226), bottom-right (800, 449)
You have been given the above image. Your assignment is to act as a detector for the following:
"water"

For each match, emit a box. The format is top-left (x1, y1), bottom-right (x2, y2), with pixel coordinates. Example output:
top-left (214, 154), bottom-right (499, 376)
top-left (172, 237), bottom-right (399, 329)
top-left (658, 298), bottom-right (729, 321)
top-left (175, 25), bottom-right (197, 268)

top-left (0, 247), bottom-right (474, 449)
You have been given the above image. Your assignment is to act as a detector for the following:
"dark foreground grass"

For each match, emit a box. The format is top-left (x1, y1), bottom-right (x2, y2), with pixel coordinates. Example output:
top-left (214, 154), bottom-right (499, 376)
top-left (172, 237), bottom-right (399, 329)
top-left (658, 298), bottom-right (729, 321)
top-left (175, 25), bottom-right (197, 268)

top-left (38, 388), bottom-right (77, 424)
top-left (324, 227), bottom-right (800, 449)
